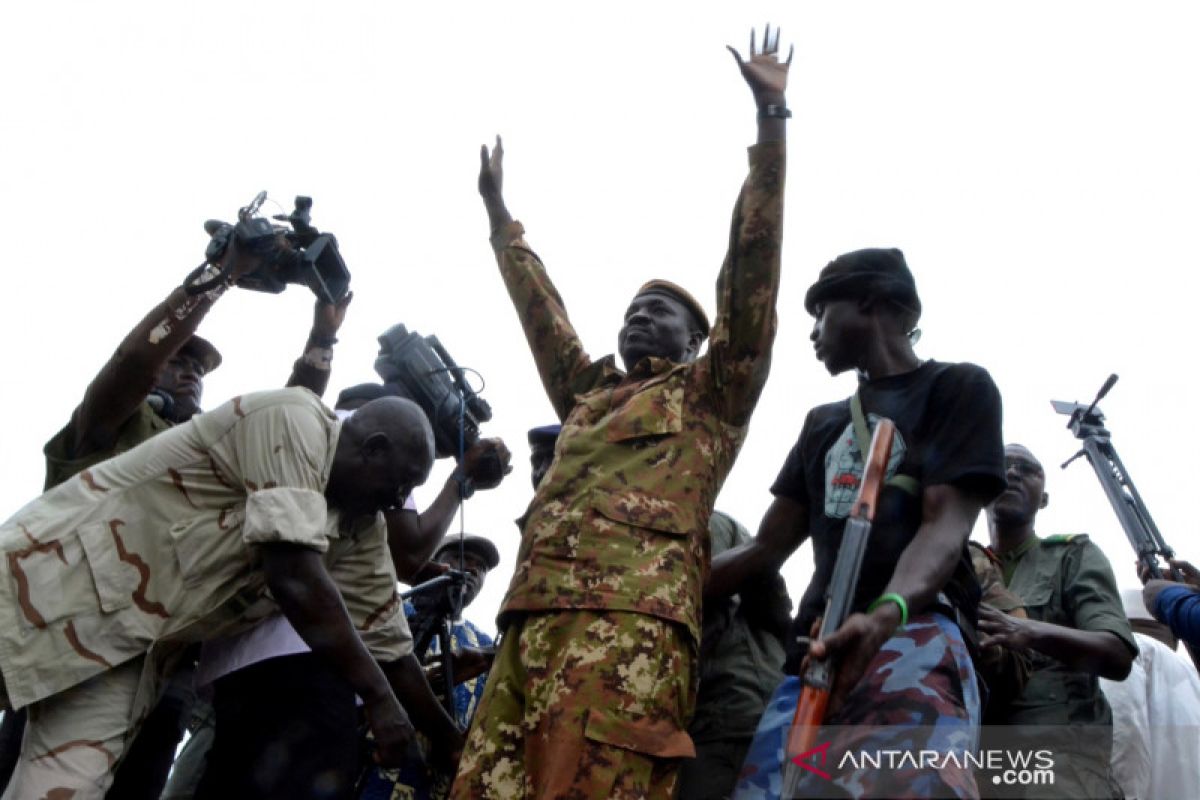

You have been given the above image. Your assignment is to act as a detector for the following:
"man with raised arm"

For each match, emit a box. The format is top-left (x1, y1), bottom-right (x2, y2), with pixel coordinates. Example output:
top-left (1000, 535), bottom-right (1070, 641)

top-left (451, 26), bottom-right (789, 800)
top-left (0, 223), bottom-right (352, 799)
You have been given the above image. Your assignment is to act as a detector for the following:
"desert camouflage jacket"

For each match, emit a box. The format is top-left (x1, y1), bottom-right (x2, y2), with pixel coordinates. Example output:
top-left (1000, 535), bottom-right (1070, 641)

top-left (491, 141), bottom-right (785, 641)
top-left (0, 387), bottom-right (410, 710)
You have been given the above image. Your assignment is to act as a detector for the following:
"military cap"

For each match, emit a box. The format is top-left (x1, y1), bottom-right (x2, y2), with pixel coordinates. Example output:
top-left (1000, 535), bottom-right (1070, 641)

top-left (527, 424), bottom-right (562, 447)
top-left (177, 335), bottom-right (222, 374)
top-left (433, 533), bottom-right (500, 570)
top-left (635, 279), bottom-right (711, 338)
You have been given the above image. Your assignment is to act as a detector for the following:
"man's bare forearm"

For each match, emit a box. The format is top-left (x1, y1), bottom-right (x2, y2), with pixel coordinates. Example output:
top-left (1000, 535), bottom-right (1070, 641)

top-left (386, 478), bottom-right (463, 582)
top-left (263, 544), bottom-right (395, 704)
top-left (1025, 621), bottom-right (1132, 680)
top-left (72, 284), bottom-right (217, 455)
top-left (882, 484), bottom-right (980, 617)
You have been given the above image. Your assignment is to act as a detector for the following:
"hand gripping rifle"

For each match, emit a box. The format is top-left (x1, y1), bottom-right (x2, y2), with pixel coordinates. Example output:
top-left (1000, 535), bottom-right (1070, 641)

top-left (781, 418), bottom-right (896, 797)
top-left (1054, 374), bottom-right (1200, 669)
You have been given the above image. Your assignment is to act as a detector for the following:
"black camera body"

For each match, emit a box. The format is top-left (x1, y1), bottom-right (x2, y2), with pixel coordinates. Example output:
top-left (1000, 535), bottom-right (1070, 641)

top-left (374, 324), bottom-right (493, 459)
top-left (204, 193), bottom-right (351, 304)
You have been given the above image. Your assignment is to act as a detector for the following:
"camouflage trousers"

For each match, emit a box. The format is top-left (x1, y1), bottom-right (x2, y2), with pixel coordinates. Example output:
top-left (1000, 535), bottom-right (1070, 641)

top-left (734, 612), bottom-right (981, 800)
top-left (1, 655), bottom-right (146, 800)
top-left (449, 610), bottom-right (697, 800)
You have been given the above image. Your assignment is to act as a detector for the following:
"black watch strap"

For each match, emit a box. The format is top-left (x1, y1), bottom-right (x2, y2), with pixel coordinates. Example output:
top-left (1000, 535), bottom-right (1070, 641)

top-left (759, 104), bottom-right (792, 120)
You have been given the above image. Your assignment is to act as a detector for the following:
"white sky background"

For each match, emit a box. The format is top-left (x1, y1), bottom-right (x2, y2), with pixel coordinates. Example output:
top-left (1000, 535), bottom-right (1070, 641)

top-left (2, 1), bottom-right (1198, 635)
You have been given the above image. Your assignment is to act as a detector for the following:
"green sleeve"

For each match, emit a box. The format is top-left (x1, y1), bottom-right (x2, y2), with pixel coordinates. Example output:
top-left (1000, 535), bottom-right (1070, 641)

top-left (1063, 541), bottom-right (1138, 656)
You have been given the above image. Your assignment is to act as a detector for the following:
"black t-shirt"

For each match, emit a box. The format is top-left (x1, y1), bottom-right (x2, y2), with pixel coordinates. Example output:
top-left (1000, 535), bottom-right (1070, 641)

top-left (772, 360), bottom-right (1006, 649)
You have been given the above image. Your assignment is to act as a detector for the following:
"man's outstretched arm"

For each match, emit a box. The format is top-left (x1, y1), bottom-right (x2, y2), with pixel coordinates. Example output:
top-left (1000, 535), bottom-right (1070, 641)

top-left (69, 239), bottom-right (262, 458)
top-left (261, 543), bottom-right (415, 766)
top-left (478, 138), bottom-right (595, 419)
top-left (709, 26), bottom-right (790, 426)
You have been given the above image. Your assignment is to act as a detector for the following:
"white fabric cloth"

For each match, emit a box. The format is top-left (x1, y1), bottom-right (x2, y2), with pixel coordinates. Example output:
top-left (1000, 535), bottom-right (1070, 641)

top-left (1100, 631), bottom-right (1200, 800)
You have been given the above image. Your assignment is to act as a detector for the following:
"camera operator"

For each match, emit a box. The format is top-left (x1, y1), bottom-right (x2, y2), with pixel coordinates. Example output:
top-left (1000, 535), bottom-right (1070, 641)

top-left (0, 230), bottom-right (351, 799)
top-left (361, 534), bottom-right (500, 800)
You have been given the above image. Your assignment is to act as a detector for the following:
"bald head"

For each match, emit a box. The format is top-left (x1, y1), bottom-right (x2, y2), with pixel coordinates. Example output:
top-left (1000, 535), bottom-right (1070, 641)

top-left (988, 442), bottom-right (1049, 534)
top-left (326, 397), bottom-right (435, 518)
top-left (1005, 443), bottom-right (1043, 473)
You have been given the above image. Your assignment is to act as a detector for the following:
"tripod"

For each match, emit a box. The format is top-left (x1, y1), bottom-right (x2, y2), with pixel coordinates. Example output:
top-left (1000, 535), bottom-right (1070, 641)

top-left (1055, 375), bottom-right (1200, 670)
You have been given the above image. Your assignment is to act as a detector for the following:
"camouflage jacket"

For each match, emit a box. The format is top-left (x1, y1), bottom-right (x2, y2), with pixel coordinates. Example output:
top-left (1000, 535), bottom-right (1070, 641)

top-left (491, 141), bottom-right (785, 641)
top-left (0, 388), bottom-right (410, 710)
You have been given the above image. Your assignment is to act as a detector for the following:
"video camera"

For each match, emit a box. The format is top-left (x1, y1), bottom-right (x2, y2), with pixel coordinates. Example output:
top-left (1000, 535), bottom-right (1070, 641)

top-left (374, 324), bottom-right (493, 460)
top-left (193, 192), bottom-right (351, 304)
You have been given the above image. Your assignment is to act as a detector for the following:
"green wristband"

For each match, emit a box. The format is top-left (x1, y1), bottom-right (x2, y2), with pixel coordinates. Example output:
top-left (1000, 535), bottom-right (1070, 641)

top-left (868, 593), bottom-right (909, 627)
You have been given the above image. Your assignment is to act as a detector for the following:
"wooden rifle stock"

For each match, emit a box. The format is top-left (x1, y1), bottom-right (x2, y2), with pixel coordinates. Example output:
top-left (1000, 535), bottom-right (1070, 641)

top-left (781, 418), bottom-right (896, 795)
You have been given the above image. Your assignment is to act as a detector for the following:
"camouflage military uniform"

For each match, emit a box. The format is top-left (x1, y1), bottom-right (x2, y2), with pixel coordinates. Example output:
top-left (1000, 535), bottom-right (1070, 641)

top-left (988, 534), bottom-right (1137, 799)
top-left (452, 140), bottom-right (785, 800)
top-left (0, 388), bottom-right (411, 799)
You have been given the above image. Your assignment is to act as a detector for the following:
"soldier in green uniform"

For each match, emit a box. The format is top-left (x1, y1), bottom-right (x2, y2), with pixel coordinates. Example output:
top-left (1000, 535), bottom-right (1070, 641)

top-left (451, 26), bottom-right (790, 800)
top-left (977, 443), bottom-right (1137, 798)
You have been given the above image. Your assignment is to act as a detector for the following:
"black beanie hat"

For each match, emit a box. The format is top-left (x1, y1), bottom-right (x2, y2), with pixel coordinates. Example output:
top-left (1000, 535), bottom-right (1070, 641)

top-left (803, 248), bottom-right (921, 322)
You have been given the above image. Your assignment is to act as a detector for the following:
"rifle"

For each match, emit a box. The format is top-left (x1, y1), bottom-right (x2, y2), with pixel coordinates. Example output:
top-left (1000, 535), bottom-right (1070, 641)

top-left (781, 418), bottom-right (896, 797)
top-left (1054, 374), bottom-right (1200, 669)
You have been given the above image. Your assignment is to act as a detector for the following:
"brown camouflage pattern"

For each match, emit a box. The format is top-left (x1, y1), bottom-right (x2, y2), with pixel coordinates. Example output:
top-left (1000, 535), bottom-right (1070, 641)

top-left (0, 388), bottom-right (410, 738)
top-left (450, 610), bottom-right (696, 800)
top-left (491, 141), bottom-right (785, 643)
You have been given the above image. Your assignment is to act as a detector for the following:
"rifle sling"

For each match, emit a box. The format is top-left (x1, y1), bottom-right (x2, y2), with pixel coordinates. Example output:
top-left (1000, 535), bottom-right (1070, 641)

top-left (850, 390), bottom-right (920, 497)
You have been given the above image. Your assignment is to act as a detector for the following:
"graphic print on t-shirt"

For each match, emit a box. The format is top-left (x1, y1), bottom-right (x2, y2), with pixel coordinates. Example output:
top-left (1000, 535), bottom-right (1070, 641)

top-left (823, 413), bottom-right (906, 519)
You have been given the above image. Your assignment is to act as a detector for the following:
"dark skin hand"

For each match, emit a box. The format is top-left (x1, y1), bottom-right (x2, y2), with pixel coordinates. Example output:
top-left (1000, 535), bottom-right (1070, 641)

top-left (809, 484), bottom-right (987, 713)
top-left (977, 604), bottom-right (1132, 681)
top-left (426, 645), bottom-right (496, 689)
top-left (386, 437), bottom-right (512, 582)
top-left (260, 543), bottom-right (415, 766)
top-left (727, 23), bottom-right (793, 144)
top-left (381, 653), bottom-right (464, 771)
top-left (1138, 559), bottom-right (1199, 623)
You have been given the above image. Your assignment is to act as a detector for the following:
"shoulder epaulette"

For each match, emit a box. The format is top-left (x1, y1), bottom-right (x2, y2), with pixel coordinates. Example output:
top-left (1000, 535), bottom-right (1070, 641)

top-left (1043, 533), bottom-right (1090, 545)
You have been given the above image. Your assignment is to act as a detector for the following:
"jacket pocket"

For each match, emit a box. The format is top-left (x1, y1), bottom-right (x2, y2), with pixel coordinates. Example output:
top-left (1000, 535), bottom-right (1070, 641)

top-left (7, 522), bottom-right (136, 632)
top-left (583, 706), bottom-right (696, 758)
top-left (604, 382), bottom-right (684, 444)
top-left (591, 488), bottom-right (694, 538)
top-left (169, 510), bottom-right (244, 588)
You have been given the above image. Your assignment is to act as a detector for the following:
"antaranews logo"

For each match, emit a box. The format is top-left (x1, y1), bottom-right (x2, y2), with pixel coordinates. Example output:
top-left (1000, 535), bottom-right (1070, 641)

top-left (791, 742), bottom-right (1055, 789)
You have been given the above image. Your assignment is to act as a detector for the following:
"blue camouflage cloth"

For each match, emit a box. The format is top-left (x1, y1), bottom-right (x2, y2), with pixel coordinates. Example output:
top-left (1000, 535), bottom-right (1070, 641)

top-left (734, 612), bottom-right (981, 799)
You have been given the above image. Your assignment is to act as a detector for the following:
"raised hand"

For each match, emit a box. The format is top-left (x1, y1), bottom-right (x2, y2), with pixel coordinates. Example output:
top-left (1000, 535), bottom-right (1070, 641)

top-left (478, 135), bottom-right (504, 202)
top-left (478, 135), bottom-right (513, 231)
top-left (727, 24), bottom-right (793, 102)
top-left (460, 437), bottom-right (513, 491)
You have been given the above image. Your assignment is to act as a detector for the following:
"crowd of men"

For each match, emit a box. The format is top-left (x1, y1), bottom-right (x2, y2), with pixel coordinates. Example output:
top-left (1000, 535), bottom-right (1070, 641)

top-left (2, 24), bottom-right (1200, 800)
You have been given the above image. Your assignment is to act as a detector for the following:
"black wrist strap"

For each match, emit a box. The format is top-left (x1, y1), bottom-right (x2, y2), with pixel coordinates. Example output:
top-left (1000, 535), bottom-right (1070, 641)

top-left (758, 104), bottom-right (792, 120)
